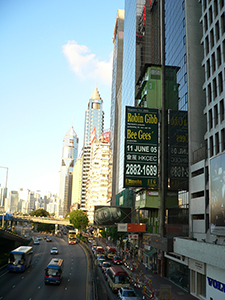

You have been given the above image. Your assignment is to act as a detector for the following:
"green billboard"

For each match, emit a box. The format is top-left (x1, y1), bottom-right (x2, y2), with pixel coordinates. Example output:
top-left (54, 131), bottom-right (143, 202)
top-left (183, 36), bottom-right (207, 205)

top-left (124, 106), bottom-right (159, 189)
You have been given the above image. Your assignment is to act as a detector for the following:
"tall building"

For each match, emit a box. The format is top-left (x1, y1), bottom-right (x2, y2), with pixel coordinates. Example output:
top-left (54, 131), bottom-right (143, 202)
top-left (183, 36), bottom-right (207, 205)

top-left (81, 88), bottom-right (104, 209)
top-left (59, 125), bottom-right (78, 216)
top-left (172, 1), bottom-right (225, 299)
top-left (110, 9), bottom-right (124, 205)
top-left (115, 0), bottom-right (145, 210)
top-left (85, 132), bottom-right (112, 224)
top-left (71, 155), bottom-right (83, 209)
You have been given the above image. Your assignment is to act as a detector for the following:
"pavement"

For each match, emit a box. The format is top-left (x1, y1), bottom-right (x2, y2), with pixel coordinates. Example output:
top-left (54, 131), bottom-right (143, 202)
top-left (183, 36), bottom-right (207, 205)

top-left (96, 237), bottom-right (198, 300)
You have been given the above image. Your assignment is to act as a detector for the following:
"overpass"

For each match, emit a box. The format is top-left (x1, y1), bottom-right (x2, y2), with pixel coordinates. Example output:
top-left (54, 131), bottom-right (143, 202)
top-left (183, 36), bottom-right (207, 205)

top-left (13, 215), bottom-right (70, 226)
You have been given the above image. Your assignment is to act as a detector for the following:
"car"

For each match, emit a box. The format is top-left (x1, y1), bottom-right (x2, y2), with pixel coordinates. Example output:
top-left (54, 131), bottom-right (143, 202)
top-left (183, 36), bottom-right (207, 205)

top-left (112, 256), bottom-right (123, 265)
top-left (98, 258), bottom-right (106, 267)
top-left (50, 247), bottom-right (58, 255)
top-left (117, 287), bottom-right (139, 300)
top-left (101, 261), bottom-right (111, 272)
top-left (46, 237), bottom-right (52, 242)
top-left (36, 236), bottom-right (42, 240)
top-left (34, 239), bottom-right (40, 245)
top-left (92, 245), bottom-right (97, 253)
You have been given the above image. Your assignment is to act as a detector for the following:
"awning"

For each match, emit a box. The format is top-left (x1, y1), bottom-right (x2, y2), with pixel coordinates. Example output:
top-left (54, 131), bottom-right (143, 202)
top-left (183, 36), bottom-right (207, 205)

top-left (144, 249), bottom-right (157, 257)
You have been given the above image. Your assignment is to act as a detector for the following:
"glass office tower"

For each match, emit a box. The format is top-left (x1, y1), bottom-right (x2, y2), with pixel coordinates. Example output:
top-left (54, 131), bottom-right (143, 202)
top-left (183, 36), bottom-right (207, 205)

top-left (119, 0), bottom-right (145, 193)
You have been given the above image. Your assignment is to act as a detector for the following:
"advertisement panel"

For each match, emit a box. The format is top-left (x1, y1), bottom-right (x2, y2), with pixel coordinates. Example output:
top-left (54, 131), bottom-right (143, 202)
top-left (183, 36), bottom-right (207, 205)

top-left (124, 106), bottom-right (159, 189)
top-left (117, 223), bottom-right (146, 232)
top-left (210, 153), bottom-right (225, 236)
top-left (94, 206), bottom-right (131, 226)
top-left (168, 110), bottom-right (188, 190)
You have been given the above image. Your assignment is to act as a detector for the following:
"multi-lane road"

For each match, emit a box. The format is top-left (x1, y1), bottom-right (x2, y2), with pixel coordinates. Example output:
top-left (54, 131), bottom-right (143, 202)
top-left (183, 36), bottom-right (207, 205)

top-left (0, 233), bottom-right (89, 300)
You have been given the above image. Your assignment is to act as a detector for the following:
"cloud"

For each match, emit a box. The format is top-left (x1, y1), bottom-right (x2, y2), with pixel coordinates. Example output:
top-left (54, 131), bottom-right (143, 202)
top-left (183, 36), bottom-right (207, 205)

top-left (62, 40), bottom-right (112, 85)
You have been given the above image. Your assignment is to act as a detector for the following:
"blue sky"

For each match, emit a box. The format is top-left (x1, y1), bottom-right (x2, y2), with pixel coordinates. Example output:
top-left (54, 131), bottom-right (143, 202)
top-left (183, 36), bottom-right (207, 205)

top-left (0, 0), bottom-right (124, 195)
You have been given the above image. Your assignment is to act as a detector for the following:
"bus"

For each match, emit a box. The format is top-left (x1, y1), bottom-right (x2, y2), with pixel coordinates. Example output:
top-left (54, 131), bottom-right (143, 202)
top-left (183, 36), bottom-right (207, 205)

top-left (105, 246), bottom-right (117, 259)
top-left (8, 246), bottom-right (33, 272)
top-left (68, 230), bottom-right (77, 244)
top-left (107, 266), bottom-right (130, 292)
top-left (44, 258), bottom-right (64, 285)
top-left (94, 246), bottom-right (105, 257)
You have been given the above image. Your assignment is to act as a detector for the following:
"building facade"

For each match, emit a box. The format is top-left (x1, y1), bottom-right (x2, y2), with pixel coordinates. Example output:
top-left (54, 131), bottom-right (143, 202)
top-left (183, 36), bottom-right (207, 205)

top-left (85, 133), bottom-right (112, 224)
top-left (110, 9), bottom-right (124, 205)
top-left (81, 88), bottom-right (105, 210)
top-left (58, 125), bottom-right (78, 216)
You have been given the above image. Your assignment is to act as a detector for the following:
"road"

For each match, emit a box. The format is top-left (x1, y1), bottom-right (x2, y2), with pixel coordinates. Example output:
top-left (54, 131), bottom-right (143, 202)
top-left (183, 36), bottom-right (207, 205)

top-left (0, 233), bottom-right (89, 300)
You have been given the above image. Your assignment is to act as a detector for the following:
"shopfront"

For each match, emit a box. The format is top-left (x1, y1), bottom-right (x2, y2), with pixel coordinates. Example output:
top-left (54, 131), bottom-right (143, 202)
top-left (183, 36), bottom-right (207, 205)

top-left (165, 253), bottom-right (189, 292)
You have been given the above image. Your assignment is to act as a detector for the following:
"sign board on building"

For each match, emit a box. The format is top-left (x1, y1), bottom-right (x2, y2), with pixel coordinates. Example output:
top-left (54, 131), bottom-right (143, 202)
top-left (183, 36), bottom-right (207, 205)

top-left (128, 234), bottom-right (139, 239)
top-left (102, 131), bottom-right (110, 143)
top-left (124, 106), bottom-right (159, 189)
top-left (117, 223), bottom-right (146, 232)
top-left (210, 153), bottom-right (225, 236)
top-left (168, 110), bottom-right (188, 190)
top-left (94, 206), bottom-right (131, 226)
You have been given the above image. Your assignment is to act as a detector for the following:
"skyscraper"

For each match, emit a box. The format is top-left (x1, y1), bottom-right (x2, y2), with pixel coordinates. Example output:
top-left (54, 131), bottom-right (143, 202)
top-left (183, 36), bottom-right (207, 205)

top-left (59, 125), bottom-right (78, 216)
top-left (81, 88), bottom-right (104, 210)
top-left (110, 9), bottom-right (124, 205)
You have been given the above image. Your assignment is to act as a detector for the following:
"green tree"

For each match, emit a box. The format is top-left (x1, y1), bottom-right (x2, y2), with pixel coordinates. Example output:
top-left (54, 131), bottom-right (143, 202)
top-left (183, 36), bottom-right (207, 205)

top-left (30, 208), bottom-right (50, 217)
top-left (69, 209), bottom-right (88, 231)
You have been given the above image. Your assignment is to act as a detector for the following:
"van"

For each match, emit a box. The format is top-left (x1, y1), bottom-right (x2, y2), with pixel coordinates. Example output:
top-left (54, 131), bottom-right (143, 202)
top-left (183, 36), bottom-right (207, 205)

top-left (44, 258), bottom-right (64, 285)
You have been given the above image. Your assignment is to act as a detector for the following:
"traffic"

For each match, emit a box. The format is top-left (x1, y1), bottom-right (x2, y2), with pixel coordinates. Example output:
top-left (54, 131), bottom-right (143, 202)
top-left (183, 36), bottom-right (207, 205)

top-left (0, 228), bottom-right (89, 300)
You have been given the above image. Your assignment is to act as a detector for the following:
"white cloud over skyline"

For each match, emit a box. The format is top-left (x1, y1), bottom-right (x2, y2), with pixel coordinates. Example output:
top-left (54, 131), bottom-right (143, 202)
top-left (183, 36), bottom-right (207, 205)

top-left (62, 40), bottom-right (112, 85)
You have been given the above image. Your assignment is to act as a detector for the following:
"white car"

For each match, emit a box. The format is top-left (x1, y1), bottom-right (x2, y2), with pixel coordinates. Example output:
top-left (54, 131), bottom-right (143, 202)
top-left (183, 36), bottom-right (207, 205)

top-left (117, 287), bottom-right (139, 300)
top-left (50, 247), bottom-right (58, 254)
top-left (34, 239), bottom-right (39, 245)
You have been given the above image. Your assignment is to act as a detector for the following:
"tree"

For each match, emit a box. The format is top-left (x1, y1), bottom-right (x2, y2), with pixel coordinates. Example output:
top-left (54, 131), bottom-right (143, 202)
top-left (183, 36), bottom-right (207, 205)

top-left (30, 208), bottom-right (50, 217)
top-left (69, 209), bottom-right (88, 231)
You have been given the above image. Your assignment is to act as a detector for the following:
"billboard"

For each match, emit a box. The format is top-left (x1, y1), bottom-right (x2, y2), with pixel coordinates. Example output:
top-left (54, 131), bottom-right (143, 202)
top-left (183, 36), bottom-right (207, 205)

top-left (168, 110), bottom-right (188, 190)
top-left (124, 106), bottom-right (159, 189)
top-left (210, 153), bottom-right (225, 236)
top-left (117, 223), bottom-right (146, 232)
top-left (94, 206), bottom-right (131, 226)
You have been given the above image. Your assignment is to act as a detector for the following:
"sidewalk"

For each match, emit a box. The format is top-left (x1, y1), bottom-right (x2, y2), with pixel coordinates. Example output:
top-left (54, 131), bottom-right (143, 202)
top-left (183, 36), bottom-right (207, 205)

top-left (96, 237), bottom-right (198, 300)
top-left (126, 259), bottom-right (198, 300)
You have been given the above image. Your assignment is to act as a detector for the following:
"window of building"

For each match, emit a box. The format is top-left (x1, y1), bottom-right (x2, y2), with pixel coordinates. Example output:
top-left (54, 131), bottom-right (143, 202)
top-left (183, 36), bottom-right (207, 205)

top-left (223, 39), bottom-right (225, 63)
top-left (215, 21), bottom-right (220, 42)
top-left (222, 128), bottom-right (225, 151)
top-left (210, 28), bottom-right (214, 49)
top-left (221, 12), bottom-right (225, 34)
top-left (220, 99), bottom-right (225, 121)
top-left (197, 273), bottom-right (206, 297)
top-left (209, 109), bottom-right (213, 129)
top-left (213, 77), bottom-right (217, 98)
top-left (215, 132), bottom-right (219, 154)
top-left (207, 59), bottom-right (210, 79)
top-left (219, 0), bottom-right (225, 10)
top-left (214, 0), bottom-right (218, 18)
top-left (209, 6), bottom-right (213, 25)
top-left (210, 136), bottom-right (214, 157)
top-left (212, 52), bottom-right (216, 73)
top-left (205, 36), bottom-right (209, 55)
top-left (214, 104), bottom-right (219, 126)
top-left (217, 46), bottom-right (222, 67)
top-left (208, 83), bottom-right (212, 104)
top-left (204, 14), bottom-right (208, 33)
top-left (218, 71), bottom-right (223, 94)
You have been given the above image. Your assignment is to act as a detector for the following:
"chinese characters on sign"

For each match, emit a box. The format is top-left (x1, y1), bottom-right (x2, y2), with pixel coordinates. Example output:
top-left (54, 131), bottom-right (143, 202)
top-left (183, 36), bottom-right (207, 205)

top-left (124, 106), bottom-right (159, 189)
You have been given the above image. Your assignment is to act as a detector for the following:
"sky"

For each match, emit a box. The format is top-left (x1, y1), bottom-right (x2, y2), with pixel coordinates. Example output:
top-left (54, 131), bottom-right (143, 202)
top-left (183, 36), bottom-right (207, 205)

top-left (0, 0), bottom-right (124, 195)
